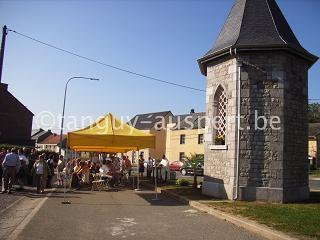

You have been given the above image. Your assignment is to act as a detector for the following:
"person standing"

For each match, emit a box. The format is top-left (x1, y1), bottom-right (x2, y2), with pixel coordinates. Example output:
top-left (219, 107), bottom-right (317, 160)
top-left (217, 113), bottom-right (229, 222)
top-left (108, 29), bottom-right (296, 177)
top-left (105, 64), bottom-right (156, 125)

top-left (112, 156), bottom-right (121, 187)
top-left (28, 149), bottom-right (38, 186)
top-left (123, 156), bottom-right (132, 177)
top-left (0, 148), bottom-right (6, 186)
top-left (146, 157), bottom-right (153, 178)
top-left (32, 154), bottom-right (50, 194)
top-left (57, 155), bottom-right (65, 186)
top-left (1, 148), bottom-right (21, 194)
top-left (138, 154), bottom-right (145, 178)
top-left (17, 149), bottom-right (29, 190)
top-left (46, 154), bottom-right (54, 188)
top-left (159, 155), bottom-right (169, 183)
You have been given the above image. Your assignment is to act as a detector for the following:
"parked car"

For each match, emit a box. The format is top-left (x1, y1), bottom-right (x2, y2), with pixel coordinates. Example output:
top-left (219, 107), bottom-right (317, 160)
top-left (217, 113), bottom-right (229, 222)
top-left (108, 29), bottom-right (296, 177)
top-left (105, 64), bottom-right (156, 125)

top-left (169, 161), bottom-right (184, 171)
top-left (180, 160), bottom-right (204, 176)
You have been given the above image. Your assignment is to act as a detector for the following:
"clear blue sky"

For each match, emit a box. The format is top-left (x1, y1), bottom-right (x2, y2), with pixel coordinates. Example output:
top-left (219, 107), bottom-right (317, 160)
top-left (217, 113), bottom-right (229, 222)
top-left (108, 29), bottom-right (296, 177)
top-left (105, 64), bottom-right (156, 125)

top-left (0, 0), bottom-right (319, 132)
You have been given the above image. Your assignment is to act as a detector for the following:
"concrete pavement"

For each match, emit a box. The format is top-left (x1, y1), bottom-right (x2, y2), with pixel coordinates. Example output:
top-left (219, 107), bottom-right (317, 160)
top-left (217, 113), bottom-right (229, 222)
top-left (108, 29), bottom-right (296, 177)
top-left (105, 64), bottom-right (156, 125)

top-left (8, 187), bottom-right (264, 240)
top-left (309, 179), bottom-right (320, 191)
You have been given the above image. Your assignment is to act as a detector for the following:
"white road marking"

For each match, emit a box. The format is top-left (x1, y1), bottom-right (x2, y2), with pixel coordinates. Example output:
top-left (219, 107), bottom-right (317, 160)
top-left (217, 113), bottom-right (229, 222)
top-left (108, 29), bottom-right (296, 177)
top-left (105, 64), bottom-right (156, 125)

top-left (183, 209), bottom-right (199, 217)
top-left (183, 209), bottom-right (198, 214)
top-left (109, 217), bottom-right (137, 238)
top-left (5, 191), bottom-right (53, 240)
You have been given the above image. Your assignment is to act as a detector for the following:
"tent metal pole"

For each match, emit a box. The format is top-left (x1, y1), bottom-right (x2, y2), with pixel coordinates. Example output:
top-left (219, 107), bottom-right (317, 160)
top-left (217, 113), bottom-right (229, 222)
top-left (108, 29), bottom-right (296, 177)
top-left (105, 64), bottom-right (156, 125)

top-left (151, 158), bottom-right (160, 201)
top-left (135, 148), bottom-right (141, 191)
top-left (62, 147), bottom-right (71, 204)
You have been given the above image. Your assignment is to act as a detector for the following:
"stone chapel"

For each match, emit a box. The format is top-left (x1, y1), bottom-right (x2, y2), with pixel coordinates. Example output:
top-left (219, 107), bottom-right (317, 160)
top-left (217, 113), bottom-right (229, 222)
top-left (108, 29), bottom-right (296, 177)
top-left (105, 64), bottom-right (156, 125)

top-left (198, 0), bottom-right (318, 202)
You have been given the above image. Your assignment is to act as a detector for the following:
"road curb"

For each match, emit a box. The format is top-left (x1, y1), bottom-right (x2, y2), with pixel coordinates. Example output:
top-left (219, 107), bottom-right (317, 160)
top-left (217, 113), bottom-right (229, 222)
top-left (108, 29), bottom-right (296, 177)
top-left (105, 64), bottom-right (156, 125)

top-left (141, 181), bottom-right (298, 240)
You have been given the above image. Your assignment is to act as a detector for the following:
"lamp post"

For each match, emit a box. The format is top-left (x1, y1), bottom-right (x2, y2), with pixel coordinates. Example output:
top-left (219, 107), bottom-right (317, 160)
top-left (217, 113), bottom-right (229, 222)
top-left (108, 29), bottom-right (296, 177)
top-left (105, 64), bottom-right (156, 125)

top-left (59, 76), bottom-right (99, 154)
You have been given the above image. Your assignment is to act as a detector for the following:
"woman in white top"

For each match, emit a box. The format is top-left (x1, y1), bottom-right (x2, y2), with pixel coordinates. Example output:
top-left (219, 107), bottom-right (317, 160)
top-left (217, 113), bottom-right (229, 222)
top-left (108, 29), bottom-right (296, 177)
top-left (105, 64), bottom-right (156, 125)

top-left (32, 154), bottom-right (50, 194)
top-left (99, 160), bottom-right (112, 179)
top-left (159, 155), bottom-right (169, 183)
top-left (57, 155), bottom-right (65, 186)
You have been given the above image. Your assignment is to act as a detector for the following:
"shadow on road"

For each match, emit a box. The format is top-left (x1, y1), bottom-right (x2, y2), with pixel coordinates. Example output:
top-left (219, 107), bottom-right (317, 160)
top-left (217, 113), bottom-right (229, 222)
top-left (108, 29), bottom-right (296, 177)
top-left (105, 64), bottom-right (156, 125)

top-left (135, 188), bottom-right (187, 206)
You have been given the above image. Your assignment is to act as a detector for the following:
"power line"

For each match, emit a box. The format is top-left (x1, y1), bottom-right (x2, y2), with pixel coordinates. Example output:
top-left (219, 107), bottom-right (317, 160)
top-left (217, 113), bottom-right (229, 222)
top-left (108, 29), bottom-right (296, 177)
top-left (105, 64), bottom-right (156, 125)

top-left (6, 28), bottom-right (320, 100)
top-left (8, 28), bottom-right (205, 93)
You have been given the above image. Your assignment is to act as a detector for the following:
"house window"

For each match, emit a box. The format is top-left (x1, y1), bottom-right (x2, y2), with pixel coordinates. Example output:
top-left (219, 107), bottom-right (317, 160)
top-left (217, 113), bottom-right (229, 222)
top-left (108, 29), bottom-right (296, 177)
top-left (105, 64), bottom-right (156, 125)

top-left (198, 134), bottom-right (204, 144)
top-left (214, 86), bottom-right (227, 144)
top-left (180, 134), bottom-right (185, 144)
top-left (179, 152), bottom-right (185, 161)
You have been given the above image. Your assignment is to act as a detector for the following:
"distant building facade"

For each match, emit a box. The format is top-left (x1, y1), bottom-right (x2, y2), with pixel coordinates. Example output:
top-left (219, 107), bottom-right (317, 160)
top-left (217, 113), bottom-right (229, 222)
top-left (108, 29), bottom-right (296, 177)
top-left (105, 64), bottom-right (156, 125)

top-left (128, 111), bottom-right (173, 162)
top-left (36, 134), bottom-right (67, 155)
top-left (309, 123), bottom-right (320, 167)
top-left (127, 110), bottom-right (205, 162)
top-left (0, 83), bottom-right (33, 145)
top-left (165, 110), bottom-right (205, 162)
top-left (198, 0), bottom-right (318, 202)
top-left (31, 128), bottom-right (53, 146)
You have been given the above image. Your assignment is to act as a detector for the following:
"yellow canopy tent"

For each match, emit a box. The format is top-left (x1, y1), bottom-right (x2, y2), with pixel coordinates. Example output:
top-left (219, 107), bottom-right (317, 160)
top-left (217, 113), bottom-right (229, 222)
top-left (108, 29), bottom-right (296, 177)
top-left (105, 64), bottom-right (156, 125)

top-left (67, 113), bottom-right (155, 153)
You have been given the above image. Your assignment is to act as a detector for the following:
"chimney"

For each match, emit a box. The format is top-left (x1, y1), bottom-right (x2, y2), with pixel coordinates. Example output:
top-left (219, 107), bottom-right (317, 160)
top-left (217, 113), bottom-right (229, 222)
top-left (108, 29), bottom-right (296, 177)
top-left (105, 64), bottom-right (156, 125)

top-left (190, 108), bottom-right (195, 114)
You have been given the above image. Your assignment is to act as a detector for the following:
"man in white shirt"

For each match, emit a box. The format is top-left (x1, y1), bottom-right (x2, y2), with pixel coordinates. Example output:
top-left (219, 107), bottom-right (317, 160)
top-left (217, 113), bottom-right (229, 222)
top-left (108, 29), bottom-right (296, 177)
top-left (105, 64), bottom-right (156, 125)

top-left (57, 155), bottom-right (65, 186)
top-left (2, 148), bottom-right (20, 194)
top-left (159, 155), bottom-right (169, 182)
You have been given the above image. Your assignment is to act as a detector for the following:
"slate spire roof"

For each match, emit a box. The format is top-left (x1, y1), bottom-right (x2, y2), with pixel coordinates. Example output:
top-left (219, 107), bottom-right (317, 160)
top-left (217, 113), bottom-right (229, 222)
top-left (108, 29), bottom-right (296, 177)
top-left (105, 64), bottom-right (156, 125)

top-left (198, 0), bottom-right (318, 75)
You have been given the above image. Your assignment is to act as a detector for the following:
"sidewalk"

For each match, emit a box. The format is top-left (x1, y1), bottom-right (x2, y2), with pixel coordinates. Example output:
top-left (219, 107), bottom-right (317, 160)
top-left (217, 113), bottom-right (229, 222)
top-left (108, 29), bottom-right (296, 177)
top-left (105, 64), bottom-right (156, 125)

top-left (310, 177), bottom-right (320, 180)
top-left (140, 181), bottom-right (298, 240)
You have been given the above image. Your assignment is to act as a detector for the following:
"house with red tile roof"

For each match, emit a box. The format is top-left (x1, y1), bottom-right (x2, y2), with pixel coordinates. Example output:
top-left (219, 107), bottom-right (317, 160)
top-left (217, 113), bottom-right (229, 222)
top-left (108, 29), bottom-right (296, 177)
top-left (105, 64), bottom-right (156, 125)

top-left (36, 133), bottom-right (67, 155)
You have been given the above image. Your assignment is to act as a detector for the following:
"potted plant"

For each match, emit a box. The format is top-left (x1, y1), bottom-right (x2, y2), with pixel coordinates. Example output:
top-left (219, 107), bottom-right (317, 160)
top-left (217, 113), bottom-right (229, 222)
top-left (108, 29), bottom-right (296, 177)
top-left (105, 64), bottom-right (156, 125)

top-left (215, 135), bottom-right (225, 145)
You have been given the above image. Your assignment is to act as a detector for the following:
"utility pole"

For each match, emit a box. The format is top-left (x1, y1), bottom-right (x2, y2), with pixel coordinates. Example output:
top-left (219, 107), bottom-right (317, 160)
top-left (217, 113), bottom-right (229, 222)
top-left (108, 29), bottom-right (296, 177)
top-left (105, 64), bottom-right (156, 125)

top-left (0, 25), bottom-right (8, 84)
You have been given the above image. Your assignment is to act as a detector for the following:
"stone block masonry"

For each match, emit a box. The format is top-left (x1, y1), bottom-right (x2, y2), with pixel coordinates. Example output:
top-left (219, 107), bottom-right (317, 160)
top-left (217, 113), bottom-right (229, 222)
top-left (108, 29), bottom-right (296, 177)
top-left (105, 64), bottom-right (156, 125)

top-left (237, 52), bottom-right (309, 202)
top-left (199, 0), bottom-right (317, 203)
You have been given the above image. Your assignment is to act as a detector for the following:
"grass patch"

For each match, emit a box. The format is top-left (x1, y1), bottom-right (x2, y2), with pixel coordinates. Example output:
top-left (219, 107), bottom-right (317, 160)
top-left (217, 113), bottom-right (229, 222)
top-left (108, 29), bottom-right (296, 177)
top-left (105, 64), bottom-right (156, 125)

top-left (146, 176), bottom-right (320, 239)
top-left (206, 192), bottom-right (320, 239)
top-left (150, 178), bottom-right (195, 190)
top-left (310, 169), bottom-right (320, 178)
top-left (148, 178), bottom-right (211, 200)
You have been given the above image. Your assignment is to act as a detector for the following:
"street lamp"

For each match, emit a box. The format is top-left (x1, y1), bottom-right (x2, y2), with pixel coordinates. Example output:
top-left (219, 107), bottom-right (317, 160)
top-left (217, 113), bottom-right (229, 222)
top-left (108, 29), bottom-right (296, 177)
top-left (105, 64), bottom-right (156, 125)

top-left (59, 76), bottom-right (99, 154)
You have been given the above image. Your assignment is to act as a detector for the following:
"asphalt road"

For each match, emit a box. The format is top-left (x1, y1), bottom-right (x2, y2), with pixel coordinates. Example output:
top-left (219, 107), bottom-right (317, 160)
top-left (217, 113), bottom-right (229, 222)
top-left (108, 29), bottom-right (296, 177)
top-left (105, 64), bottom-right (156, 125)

top-left (15, 188), bottom-right (264, 240)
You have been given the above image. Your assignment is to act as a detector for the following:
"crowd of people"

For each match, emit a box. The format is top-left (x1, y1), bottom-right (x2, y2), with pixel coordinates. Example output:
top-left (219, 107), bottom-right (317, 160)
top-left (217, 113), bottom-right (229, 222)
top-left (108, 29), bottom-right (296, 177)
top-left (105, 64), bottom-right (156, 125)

top-left (0, 147), bottom-right (170, 194)
top-left (63, 155), bottom-right (133, 189)
top-left (0, 147), bottom-right (58, 194)
top-left (138, 154), bottom-right (170, 182)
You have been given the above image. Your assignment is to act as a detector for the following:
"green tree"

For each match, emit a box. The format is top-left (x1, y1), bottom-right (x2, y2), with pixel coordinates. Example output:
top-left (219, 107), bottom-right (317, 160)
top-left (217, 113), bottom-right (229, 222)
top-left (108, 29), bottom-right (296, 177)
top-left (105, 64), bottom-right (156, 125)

top-left (309, 103), bottom-right (320, 123)
top-left (185, 153), bottom-right (204, 188)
